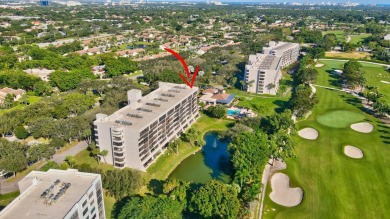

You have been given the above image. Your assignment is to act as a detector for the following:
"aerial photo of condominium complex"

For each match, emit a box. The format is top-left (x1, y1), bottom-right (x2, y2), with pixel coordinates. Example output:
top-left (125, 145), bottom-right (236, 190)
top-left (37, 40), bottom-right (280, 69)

top-left (94, 82), bottom-right (199, 171)
top-left (0, 1), bottom-right (389, 219)
top-left (245, 41), bottom-right (299, 95)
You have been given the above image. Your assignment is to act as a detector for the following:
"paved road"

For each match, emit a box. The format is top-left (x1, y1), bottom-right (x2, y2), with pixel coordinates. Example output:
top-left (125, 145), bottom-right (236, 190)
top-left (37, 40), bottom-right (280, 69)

top-left (0, 141), bottom-right (88, 194)
top-left (0, 178), bottom-right (19, 194)
top-left (52, 141), bottom-right (88, 163)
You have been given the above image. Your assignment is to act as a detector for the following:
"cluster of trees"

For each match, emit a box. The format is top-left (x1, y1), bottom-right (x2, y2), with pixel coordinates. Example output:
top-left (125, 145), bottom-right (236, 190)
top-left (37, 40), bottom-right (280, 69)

top-left (289, 57), bottom-right (318, 117)
top-left (0, 138), bottom-right (65, 177)
top-left (206, 105), bottom-right (227, 119)
top-left (103, 169), bottom-right (144, 199)
top-left (0, 70), bottom-right (42, 91)
top-left (140, 46), bottom-right (244, 88)
top-left (341, 60), bottom-right (366, 89)
top-left (0, 46), bottom-right (17, 70)
top-left (104, 56), bottom-right (138, 77)
top-left (50, 69), bottom-right (95, 91)
top-left (227, 110), bottom-right (296, 203)
top-left (363, 86), bottom-right (390, 116)
top-left (115, 179), bottom-right (241, 219)
top-left (0, 92), bottom-right (96, 140)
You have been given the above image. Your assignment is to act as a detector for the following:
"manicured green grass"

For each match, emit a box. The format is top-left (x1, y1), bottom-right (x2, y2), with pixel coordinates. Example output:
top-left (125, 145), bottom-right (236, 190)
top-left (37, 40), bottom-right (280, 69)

top-left (227, 89), bottom-right (290, 116)
top-left (322, 30), bottom-right (346, 42)
top-left (0, 191), bottom-right (20, 211)
top-left (73, 149), bottom-right (116, 172)
top-left (317, 110), bottom-right (366, 128)
top-left (349, 34), bottom-right (371, 44)
top-left (318, 59), bottom-right (390, 103)
top-left (263, 61), bottom-right (390, 218)
top-left (104, 192), bottom-right (116, 219)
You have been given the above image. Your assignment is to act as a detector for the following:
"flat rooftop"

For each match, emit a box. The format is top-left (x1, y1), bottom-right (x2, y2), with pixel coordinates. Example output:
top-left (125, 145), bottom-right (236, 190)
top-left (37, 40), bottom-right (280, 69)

top-left (247, 54), bottom-right (281, 70)
top-left (267, 42), bottom-right (299, 52)
top-left (0, 169), bottom-right (99, 219)
top-left (97, 82), bottom-right (198, 131)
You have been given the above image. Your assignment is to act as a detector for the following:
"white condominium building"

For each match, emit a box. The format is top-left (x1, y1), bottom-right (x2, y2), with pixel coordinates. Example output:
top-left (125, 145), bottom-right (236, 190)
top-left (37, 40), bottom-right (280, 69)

top-left (262, 41), bottom-right (300, 68)
top-left (93, 82), bottom-right (199, 171)
top-left (245, 41), bottom-right (299, 95)
top-left (0, 169), bottom-right (105, 219)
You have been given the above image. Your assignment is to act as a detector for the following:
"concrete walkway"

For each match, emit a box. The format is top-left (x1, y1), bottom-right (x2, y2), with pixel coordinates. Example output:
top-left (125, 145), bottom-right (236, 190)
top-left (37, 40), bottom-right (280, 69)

top-left (52, 141), bottom-right (88, 163)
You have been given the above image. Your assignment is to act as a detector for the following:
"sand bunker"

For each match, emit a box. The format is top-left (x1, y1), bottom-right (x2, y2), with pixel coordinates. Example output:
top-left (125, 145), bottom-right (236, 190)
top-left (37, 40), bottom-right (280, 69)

top-left (269, 173), bottom-right (303, 207)
top-left (315, 63), bottom-right (324, 67)
top-left (298, 128), bottom-right (319, 140)
top-left (344, 145), bottom-right (364, 159)
top-left (350, 122), bottom-right (374, 133)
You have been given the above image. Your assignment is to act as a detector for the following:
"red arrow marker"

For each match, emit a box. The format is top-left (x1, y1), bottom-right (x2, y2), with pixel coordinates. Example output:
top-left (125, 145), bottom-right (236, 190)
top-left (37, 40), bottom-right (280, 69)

top-left (164, 48), bottom-right (200, 88)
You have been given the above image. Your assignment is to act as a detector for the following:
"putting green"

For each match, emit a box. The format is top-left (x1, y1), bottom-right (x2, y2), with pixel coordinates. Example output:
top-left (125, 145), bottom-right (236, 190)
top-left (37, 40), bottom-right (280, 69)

top-left (317, 110), bottom-right (365, 128)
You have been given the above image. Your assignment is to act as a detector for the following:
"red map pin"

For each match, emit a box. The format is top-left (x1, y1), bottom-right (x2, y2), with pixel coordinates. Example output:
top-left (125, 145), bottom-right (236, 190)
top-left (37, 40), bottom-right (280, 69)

top-left (164, 48), bottom-right (200, 88)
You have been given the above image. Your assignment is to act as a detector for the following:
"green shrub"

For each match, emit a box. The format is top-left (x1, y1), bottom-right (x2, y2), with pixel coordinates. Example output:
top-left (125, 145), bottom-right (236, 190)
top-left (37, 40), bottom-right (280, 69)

top-left (14, 126), bottom-right (29, 139)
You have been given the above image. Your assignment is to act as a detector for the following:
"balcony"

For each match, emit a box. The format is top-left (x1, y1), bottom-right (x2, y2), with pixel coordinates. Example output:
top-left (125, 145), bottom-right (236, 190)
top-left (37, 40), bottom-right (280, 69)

top-left (114, 158), bottom-right (125, 163)
top-left (113, 146), bottom-right (125, 152)
top-left (113, 152), bottom-right (124, 158)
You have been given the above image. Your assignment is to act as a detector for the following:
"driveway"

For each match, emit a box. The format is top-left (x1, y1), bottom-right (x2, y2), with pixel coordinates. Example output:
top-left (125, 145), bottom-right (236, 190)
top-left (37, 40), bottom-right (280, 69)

top-left (52, 141), bottom-right (88, 163)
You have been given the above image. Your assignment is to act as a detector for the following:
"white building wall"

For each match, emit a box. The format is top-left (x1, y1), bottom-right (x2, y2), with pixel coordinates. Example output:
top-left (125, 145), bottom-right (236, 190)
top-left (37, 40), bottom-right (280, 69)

top-left (94, 86), bottom-right (199, 171)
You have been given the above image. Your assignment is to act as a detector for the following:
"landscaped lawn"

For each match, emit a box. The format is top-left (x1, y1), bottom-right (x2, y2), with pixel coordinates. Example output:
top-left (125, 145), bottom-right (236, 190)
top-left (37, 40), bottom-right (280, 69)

top-left (322, 30), bottom-right (346, 42)
top-left (349, 33), bottom-right (371, 44)
top-left (263, 60), bottom-right (390, 218)
top-left (317, 59), bottom-right (390, 102)
top-left (73, 149), bottom-right (116, 172)
top-left (0, 191), bottom-right (20, 211)
top-left (103, 192), bottom-right (116, 219)
top-left (228, 89), bottom-right (290, 116)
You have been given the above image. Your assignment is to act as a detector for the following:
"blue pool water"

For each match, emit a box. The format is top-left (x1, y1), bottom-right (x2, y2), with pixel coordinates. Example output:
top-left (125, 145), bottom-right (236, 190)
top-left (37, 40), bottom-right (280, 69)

top-left (227, 109), bottom-right (241, 116)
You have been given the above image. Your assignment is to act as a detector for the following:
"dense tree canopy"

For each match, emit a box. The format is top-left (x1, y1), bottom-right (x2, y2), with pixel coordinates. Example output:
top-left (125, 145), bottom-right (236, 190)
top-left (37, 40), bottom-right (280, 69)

top-left (118, 196), bottom-right (183, 219)
top-left (342, 60), bottom-right (365, 89)
top-left (189, 180), bottom-right (241, 218)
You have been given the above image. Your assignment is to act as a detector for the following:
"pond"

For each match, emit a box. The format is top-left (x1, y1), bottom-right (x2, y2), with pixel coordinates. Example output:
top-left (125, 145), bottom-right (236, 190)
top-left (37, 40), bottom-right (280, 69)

top-left (168, 131), bottom-right (232, 184)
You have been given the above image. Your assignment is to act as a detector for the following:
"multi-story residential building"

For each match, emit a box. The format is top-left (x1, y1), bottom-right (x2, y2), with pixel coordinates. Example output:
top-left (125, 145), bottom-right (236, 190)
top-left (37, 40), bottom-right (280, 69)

top-left (262, 41), bottom-right (300, 68)
top-left (245, 41), bottom-right (299, 95)
top-left (0, 169), bottom-right (105, 219)
top-left (245, 54), bottom-right (282, 95)
top-left (93, 82), bottom-right (199, 171)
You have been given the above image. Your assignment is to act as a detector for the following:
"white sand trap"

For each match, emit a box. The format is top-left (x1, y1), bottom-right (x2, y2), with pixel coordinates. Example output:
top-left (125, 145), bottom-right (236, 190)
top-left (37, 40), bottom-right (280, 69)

top-left (298, 128), bottom-right (319, 140)
top-left (344, 145), bottom-right (364, 159)
top-left (269, 173), bottom-right (303, 207)
top-left (315, 63), bottom-right (324, 67)
top-left (350, 122), bottom-right (374, 133)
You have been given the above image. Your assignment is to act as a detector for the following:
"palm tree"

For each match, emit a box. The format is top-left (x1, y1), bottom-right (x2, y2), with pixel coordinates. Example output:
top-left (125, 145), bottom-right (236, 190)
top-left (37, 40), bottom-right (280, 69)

top-left (65, 155), bottom-right (76, 168)
top-left (266, 83), bottom-right (276, 94)
top-left (168, 139), bottom-right (182, 154)
top-left (239, 80), bottom-right (245, 91)
top-left (99, 150), bottom-right (108, 163)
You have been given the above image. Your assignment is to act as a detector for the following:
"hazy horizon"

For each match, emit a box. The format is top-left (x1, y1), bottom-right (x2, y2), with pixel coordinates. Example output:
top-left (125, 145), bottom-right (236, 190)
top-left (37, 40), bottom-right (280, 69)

top-left (151, 0), bottom-right (389, 4)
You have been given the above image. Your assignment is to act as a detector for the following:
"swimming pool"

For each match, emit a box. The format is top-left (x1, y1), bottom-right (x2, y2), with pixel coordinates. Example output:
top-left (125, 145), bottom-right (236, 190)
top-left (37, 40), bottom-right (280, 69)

top-left (227, 109), bottom-right (241, 116)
